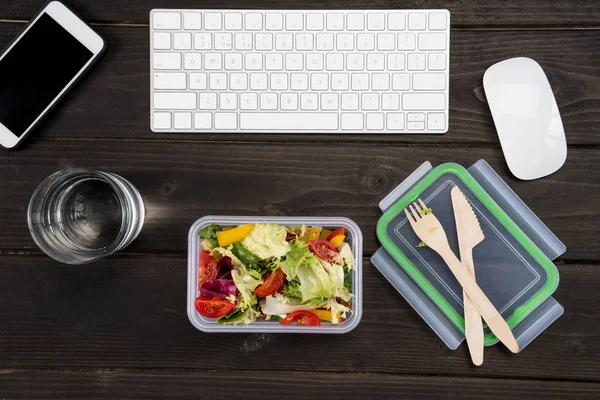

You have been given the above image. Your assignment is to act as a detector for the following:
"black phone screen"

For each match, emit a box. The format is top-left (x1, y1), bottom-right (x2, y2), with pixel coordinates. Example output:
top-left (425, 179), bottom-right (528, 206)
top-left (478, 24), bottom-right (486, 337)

top-left (0, 13), bottom-right (93, 136)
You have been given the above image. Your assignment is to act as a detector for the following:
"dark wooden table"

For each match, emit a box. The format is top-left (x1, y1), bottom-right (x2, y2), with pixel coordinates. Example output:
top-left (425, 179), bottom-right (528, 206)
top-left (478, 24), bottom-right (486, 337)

top-left (1, 1), bottom-right (599, 398)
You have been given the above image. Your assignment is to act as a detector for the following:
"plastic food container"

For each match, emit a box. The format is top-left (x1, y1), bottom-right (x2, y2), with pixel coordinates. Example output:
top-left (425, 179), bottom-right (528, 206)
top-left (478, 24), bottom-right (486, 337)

top-left (187, 216), bottom-right (363, 333)
top-left (376, 163), bottom-right (560, 345)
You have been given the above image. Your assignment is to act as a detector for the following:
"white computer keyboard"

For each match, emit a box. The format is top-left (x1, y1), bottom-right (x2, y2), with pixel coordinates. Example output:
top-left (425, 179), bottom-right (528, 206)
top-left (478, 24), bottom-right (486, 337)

top-left (150, 9), bottom-right (450, 134)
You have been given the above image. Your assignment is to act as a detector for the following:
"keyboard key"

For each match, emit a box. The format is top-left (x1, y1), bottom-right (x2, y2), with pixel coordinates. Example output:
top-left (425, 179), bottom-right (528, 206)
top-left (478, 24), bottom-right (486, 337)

top-left (153, 53), bottom-right (181, 70)
top-left (361, 93), bottom-right (379, 110)
top-left (332, 73), bottom-right (349, 90)
top-left (321, 93), bottom-right (339, 110)
top-left (153, 32), bottom-right (171, 50)
top-left (204, 13), bottom-right (222, 30)
top-left (256, 33), bottom-right (274, 50)
top-left (271, 73), bottom-right (288, 90)
top-left (204, 53), bottom-right (222, 70)
top-left (225, 13), bottom-right (243, 30)
top-left (326, 13), bottom-right (344, 31)
top-left (297, 33), bottom-right (314, 51)
top-left (367, 53), bottom-right (385, 71)
top-left (230, 73), bottom-right (248, 89)
top-left (174, 112), bottom-right (192, 129)
top-left (387, 53), bottom-right (405, 70)
top-left (234, 33), bottom-right (253, 50)
top-left (184, 53), bottom-right (202, 70)
top-left (154, 93), bottom-right (196, 110)
top-left (311, 73), bottom-right (329, 90)
top-left (189, 73), bottom-right (207, 89)
top-left (347, 53), bottom-right (364, 71)
top-left (220, 93), bottom-right (237, 109)
top-left (174, 32), bottom-right (192, 49)
top-left (357, 33), bottom-right (375, 51)
top-left (215, 113), bottom-right (237, 130)
top-left (260, 93), bottom-right (278, 109)
top-left (199, 93), bottom-right (217, 109)
top-left (418, 33), bottom-right (447, 51)
top-left (337, 33), bottom-right (354, 50)
top-left (154, 72), bottom-right (186, 90)
top-left (428, 53), bottom-right (446, 71)
top-left (429, 12), bottom-right (448, 31)
top-left (366, 113), bottom-right (384, 130)
top-left (250, 73), bottom-right (268, 90)
top-left (194, 33), bottom-right (212, 50)
top-left (316, 33), bottom-right (334, 51)
top-left (241, 113), bottom-right (338, 130)
top-left (286, 13), bottom-right (304, 30)
top-left (215, 33), bottom-right (233, 50)
top-left (347, 13), bottom-right (365, 31)
top-left (367, 13), bottom-right (385, 31)
top-left (408, 12), bottom-right (426, 30)
top-left (427, 113), bottom-right (446, 130)
top-left (388, 13), bottom-right (406, 30)
top-left (225, 53), bottom-right (243, 70)
top-left (341, 113), bottom-right (364, 130)
top-left (407, 53), bottom-right (426, 70)
top-left (397, 33), bottom-right (416, 50)
top-left (413, 73), bottom-right (446, 90)
top-left (153, 112), bottom-right (171, 129)
top-left (209, 72), bottom-right (227, 89)
top-left (407, 121), bottom-right (425, 130)
top-left (265, 53), bottom-right (283, 70)
top-left (245, 53), bottom-right (263, 70)
top-left (392, 73), bottom-right (410, 90)
top-left (377, 33), bottom-right (395, 50)
top-left (381, 93), bottom-right (400, 110)
top-left (306, 13), bottom-right (324, 31)
top-left (266, 13), bottom-right (283, 30)
top-left (300, 93), bottom-right (318, 110)
top-left (245, 13), bottom-right (263, 30)
top-left (326, 53), bottom-right (344, 71)
top-left (184, 13), bottom-right (202, 30)
top-left (240, 93), bottom-right (258, 110)
top-left (291, 73), bottom-right (309, 90)
top-left (275, 33), bottom-right (293, 51)
top-left (153, 12), bottom-right (180, 30)
top-left (387, 113), bottom-right (405, 130)
top-left (371, 73), bottom-right (390, 91)
top-left (407, 113), bottom-right (425, 122)
top-left (286, 53), bottom-right (304, 70)
top-left (281, 93), bottom-right (298, 110)
top-left (402, 93), bottom-right (446, 110)
top-left (194, 112), bottom-right (212, 129)
top-left (351, 73), bottom-right (369, 90)
top-left (306, 53), bottom-right (324, 71)
top-left (341, 93), bottom-right (359, 110)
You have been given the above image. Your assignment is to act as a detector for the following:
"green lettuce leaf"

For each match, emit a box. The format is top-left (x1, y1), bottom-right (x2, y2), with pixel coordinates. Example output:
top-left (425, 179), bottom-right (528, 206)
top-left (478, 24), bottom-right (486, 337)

top-left (199, 224), bottom-right (219, 249)
top-left (231, 242), bottom-right (275, 274)
top-left (231, 267), bottom-right (263, 311)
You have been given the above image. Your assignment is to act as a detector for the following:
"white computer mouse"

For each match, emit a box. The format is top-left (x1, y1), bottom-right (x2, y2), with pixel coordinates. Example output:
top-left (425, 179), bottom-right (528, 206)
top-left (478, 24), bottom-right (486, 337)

top-left (483, 57), bottom-right (567, 180)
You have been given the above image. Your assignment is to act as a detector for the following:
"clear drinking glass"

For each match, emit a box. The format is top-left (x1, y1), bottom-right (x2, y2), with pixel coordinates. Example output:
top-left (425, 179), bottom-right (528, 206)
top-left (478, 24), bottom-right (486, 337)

top-left (28, 169), bottom-right (145, 264)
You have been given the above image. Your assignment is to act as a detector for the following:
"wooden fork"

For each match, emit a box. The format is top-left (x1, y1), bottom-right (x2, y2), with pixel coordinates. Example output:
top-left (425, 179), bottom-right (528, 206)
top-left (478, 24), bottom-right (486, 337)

top-left (404, 199), bottom-right (519, 354)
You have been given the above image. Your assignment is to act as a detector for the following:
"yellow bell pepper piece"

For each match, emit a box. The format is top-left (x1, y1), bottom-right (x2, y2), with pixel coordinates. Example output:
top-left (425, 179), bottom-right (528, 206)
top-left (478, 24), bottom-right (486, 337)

top-left (330, 235), bottom-right (345, 248)
top-left (216, 224), bottom-right (254, 247)
top-left (320, 228), bottom-right (333, 239)
top-left (307, 227), bottom-right (322, 241)
top-left (221, 226), bottom-right (234, 231)
top-left (312, 309), bottom-right (343, 322)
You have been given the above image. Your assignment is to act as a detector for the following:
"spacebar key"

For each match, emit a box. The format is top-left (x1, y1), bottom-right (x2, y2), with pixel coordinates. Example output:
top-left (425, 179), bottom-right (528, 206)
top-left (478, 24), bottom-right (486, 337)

top-left (240, 113), bottom-right (338, 130)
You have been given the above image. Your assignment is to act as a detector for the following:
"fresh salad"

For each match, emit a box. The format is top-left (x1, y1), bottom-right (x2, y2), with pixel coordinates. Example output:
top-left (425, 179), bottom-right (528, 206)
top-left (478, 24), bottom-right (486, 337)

top-left (195, 223), bottom-right (356, 326)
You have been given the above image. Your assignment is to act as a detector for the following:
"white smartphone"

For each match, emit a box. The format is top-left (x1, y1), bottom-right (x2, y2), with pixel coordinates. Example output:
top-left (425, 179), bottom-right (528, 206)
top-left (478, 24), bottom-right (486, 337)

top-left (0, 1), bottom-right (105, 149)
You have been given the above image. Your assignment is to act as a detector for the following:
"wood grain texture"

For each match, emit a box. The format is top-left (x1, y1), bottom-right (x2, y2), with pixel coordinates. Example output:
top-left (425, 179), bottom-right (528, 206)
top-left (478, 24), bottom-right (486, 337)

top-left (1, 0), bottom-right (600, 27)
top-left (1, 370), bottom-right (599, 399)
top-left (0, 23), bottom-right (599, 145)
top-left (0, 140), bottom-right (598, 260)
top-left (0, 254), bottom-right (598, 381)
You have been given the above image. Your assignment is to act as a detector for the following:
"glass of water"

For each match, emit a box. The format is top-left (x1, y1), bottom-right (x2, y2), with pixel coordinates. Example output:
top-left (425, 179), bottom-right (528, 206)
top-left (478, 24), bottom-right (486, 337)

top-left (28, 169), bottom-right (145, 264)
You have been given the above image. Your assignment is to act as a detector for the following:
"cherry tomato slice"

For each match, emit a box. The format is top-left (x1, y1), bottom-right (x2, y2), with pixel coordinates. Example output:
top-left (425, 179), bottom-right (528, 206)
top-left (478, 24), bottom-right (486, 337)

top-left (280, 310), bottom-right (321, 326)
top-left (194, 296), bottom-right (235, 318)
top-left (308, 239), bottom-right (339, 262)
top-left (198, 250), bottom-right (218, 290)
top-left (327, 227), bottom-right (346, 241)
top-left (254, 268), bottom-right (286, 297)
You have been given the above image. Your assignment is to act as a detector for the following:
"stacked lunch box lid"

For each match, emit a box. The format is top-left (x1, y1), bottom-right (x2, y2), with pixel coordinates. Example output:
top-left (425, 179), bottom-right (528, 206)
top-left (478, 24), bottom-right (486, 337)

top-left (372, 160), bottom-right (565, 350)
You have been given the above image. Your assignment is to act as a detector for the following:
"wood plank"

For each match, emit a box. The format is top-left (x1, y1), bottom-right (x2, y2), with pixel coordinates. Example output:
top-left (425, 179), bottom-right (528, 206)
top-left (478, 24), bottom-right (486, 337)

top-left (0, 254), bottom-right (598, 381)
top-left (0, 141), bottom-right (598, 260)
top-left (0, 23), bottom-right (599, 145)
top-left (1, 0), bottom-right (600, 27)
top-left (1, 370), bottom-right (599, 399)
